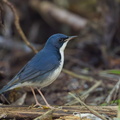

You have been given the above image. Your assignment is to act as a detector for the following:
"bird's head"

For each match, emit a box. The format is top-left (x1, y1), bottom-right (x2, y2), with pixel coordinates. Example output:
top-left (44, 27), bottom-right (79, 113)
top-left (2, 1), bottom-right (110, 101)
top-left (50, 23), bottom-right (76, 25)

top-left (45, 33), bottom-right (77, 51)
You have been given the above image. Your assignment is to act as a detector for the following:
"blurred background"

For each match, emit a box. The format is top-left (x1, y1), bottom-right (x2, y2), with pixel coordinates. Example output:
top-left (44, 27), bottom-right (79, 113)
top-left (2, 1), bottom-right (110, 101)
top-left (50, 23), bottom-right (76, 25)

top-left (0, 0), bottom-right (120, 106)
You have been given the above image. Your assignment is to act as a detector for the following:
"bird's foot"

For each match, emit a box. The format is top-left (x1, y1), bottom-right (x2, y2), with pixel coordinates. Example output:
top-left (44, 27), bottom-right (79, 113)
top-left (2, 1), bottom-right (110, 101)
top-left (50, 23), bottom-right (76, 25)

top-left (28, 102), bottom-right (43, 109)
top-left (33, 103), bottom-right (43, 108)
top-left (28, 103), bottom-right (54, 109)
top-left (43, 104), bottom-right (54, 109)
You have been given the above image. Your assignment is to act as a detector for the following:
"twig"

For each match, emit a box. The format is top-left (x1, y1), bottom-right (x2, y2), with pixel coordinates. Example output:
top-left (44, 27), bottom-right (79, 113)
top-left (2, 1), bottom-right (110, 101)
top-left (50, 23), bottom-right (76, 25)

top-left (69, 92), bottom-right (107, 120)
top-left (63, 69), bottom-right (94, 82)
top-left (105, 79), bottom-right (120, 103)
top-left (2, 0), bottom-right (38, 54)
top-left (81, 80), bottom-right (102, 98)
top-left (66, 81), bottom-right (102, 105)
top-left (34, 109), bottom-right (53, 120)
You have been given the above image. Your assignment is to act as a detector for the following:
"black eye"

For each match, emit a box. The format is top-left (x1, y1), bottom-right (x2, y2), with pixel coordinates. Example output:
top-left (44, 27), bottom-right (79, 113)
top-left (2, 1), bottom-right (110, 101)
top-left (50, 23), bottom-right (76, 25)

top-left (59, 38), bottom-right (64, 42)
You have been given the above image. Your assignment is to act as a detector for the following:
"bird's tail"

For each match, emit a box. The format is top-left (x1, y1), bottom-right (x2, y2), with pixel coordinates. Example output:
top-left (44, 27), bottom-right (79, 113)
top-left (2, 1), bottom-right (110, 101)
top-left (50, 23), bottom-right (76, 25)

top-left (0, 85), bottom-right (11, 94)
top-left (0, 76), bottom-right (19, 94)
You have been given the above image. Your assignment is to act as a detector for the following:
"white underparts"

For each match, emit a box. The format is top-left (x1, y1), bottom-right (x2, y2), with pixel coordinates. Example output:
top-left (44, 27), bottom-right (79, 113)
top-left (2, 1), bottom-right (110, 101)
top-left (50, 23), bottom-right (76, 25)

top-left (59, 40), bottom-right (69, 67)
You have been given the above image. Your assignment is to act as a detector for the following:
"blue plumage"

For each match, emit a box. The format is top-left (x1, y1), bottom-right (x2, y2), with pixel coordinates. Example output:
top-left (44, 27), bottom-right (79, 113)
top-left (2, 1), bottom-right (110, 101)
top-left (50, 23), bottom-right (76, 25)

top-left (0, 33), bottom-right (77, 106)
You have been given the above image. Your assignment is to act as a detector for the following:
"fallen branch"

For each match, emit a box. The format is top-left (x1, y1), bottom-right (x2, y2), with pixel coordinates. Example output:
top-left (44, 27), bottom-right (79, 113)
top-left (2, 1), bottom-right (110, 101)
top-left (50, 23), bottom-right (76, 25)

top-left (0, 105), bottom-right (117, 119)
top-left (30, 0), bottom-right (87, 31)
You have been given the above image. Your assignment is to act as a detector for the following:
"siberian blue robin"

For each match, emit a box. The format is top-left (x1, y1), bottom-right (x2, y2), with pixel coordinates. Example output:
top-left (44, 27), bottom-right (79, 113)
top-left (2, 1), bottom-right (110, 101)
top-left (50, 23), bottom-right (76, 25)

top-left (0, 33), bottom-right (77, 108)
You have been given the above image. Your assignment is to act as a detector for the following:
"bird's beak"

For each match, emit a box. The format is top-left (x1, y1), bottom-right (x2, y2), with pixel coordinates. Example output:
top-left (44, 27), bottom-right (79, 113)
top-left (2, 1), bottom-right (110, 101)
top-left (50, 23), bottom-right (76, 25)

top-left (66, 36), bottom-right (77, 41)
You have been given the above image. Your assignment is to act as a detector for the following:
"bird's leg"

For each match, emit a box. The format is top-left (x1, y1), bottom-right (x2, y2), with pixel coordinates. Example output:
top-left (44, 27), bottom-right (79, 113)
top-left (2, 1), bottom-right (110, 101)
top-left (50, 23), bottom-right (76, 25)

top-left (30, 87), bottom-right (42, 107)
top-left (36, 88), bottom-right (54, 109)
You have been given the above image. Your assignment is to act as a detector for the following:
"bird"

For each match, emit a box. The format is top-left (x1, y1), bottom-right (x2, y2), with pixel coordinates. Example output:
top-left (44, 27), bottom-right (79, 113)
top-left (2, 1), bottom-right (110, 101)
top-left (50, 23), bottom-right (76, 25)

top-left (0, 33), bottom-right (77, 108)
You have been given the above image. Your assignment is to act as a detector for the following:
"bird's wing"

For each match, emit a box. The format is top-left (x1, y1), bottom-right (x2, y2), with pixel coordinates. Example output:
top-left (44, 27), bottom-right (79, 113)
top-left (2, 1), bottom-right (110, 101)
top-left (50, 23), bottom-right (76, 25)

top-left (19, 61), bottom-right (59, 82)
top-left (15, 54), bottom-right (60, 84)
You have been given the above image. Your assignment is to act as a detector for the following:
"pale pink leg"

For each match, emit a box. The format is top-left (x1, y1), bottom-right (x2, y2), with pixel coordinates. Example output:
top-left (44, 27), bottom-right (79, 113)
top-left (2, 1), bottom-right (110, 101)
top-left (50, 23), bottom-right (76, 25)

top-left (36, 88), bottom-right (53, 109)
top-left (30, 87), bottom-right (42, 107)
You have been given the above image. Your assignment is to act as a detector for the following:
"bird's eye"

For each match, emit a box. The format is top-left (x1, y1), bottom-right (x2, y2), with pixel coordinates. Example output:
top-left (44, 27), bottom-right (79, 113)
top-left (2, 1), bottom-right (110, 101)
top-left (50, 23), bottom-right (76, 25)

top-left (59, 38), bottom-right (64, 42)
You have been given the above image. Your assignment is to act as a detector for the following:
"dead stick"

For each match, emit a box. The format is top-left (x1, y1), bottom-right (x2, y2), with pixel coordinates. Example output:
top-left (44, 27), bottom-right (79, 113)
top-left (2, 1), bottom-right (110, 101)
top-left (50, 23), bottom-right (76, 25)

top-left (63, 69), bottom-right (94, 82)
top-left (2, 0), bottom-right (38, 54)
top-left (66, 81), bottom-right (102, 105)
top-left (69, 92), bottom-right (107, 120)
top-left (0, 105), bottom-right (117, 119)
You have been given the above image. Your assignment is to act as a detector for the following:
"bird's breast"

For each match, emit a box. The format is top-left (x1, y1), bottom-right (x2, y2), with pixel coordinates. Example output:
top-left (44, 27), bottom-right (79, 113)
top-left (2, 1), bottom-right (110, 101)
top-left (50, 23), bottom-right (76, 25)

top-left (39, 48), bottom-right (64, 88)
top-left (40, 60), bottom-right (64, 88)
top-left (32, 48), bottom-right (65, 88)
